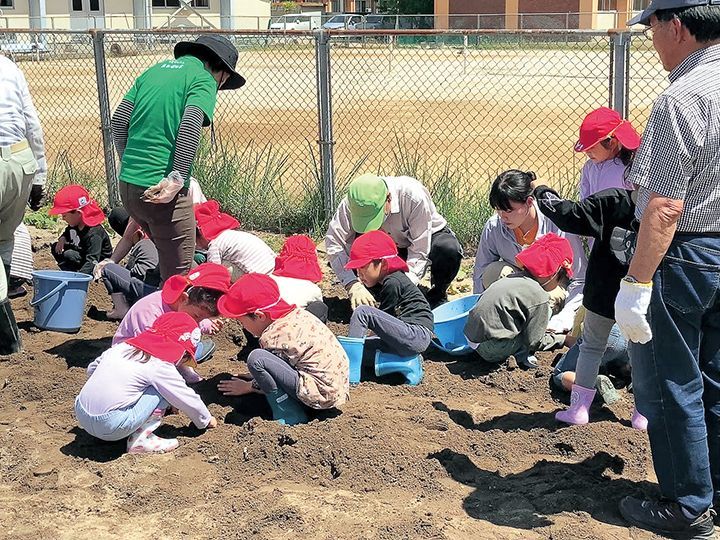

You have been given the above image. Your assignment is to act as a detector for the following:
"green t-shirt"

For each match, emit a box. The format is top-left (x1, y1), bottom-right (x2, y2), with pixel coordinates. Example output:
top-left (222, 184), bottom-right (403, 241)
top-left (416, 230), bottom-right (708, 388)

top-left (119, 55), bottom-right (217, 188)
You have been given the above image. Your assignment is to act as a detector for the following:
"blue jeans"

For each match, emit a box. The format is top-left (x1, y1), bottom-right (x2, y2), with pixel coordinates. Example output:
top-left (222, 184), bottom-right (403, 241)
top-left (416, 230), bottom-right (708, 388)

top-left (631, 234), bottom-right (720, 515)
top-left (552, 324), bottom-right (629, 389)
top-left (101, 263), bottom-right (158, 304)
top-left (74, 388), bottom-right (168, 441)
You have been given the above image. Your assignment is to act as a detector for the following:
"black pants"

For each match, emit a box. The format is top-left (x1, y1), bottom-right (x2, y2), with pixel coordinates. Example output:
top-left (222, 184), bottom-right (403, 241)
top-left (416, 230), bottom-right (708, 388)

top-left (398, 227), bottom-right (463, 304)
top-left (51, 244), bottom-right (83, 272)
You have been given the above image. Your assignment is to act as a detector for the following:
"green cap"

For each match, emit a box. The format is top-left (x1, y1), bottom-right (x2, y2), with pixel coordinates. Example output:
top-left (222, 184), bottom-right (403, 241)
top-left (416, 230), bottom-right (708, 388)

top-left (347, 173), bottom-right (389, 233)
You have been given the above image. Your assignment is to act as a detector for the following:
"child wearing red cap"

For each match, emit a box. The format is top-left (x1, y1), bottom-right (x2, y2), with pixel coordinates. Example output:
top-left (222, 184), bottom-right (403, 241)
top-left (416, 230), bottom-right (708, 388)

top-left (75, 312), bottom-right (217, 454)
top-left (269, 235), bottom-right (327, 322)
top-left (464, 233), bottom-right (573, 369)
top-left (575, 107), bottom-right (641, 200)
top-left (48, 185), bottom-right (112, 275)
top-left (114, 263), bottom-right (231, 377)
top-left (344, 230), bottom-right (434, 357)
top-left (194, 200), bottom-right (276, 279)
top-left (216, 273), bottom-right (349, 426)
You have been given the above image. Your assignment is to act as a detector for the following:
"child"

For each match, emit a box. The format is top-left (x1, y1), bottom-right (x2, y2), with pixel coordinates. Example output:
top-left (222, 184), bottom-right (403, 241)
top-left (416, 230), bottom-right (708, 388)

top-left (270, 234), bottom-right (327, 322)
top-left (344, 230), bottom-right (434, 357)
top-left (97, 207), bottom-right (160, 320)
top-left (533, 183), bottom-right (646, 429)
top-left (194, 200), bottom-right (276, 279)
top-left (49, 185), bottom-right (112, 275)
top-left (216, 273), bottom-right (349, 426)
top-left (464, 233), bottom-right (572, 369)
top-left (114, 263), bottom-right (231, 375)
top-left (574, 107), bottom-right (640, 200)
top-left (75, 311), bottom-right (217, 454)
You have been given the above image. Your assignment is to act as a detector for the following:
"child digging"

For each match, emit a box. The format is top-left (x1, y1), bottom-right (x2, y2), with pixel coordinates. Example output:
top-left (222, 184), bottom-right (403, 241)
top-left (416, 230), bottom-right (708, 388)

top-left (75, 311), bottom-right (217, 454)
top-left (464, 233), bottom-right (573, 369)
top-left (344, 230), bottom-right (434, 357)
top-left (217, 273), bottom-right (349, 426)
top-left (48, 185), bottom-right (112, 276)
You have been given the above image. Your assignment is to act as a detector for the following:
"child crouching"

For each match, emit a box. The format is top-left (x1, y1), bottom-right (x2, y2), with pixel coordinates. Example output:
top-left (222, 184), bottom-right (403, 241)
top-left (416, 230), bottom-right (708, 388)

top-left (74, 312), bottom-right (217, 454)
top-left (344, 230), bottom-right (434, 356)
top-left (217, 273), bottom-right (349, 425)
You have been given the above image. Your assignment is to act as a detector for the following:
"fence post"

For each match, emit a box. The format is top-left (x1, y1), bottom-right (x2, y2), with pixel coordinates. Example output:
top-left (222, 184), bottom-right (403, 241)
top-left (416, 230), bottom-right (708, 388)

top-left (314, 29), bottom-right (335, 219)
top-left (91, 30), bottom-right (119, 208)
top-left (609, 31), bottom-right (631, 118)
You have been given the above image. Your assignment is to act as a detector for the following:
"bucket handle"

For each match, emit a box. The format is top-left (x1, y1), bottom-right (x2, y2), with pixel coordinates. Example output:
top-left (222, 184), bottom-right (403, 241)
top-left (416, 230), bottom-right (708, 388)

top-left (30, 280), bottom-right (68, 307)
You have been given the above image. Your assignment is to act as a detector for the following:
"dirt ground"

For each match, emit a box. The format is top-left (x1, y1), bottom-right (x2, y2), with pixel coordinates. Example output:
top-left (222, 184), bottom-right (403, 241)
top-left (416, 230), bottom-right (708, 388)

top-left (0, 229), bottom-right (669, 540)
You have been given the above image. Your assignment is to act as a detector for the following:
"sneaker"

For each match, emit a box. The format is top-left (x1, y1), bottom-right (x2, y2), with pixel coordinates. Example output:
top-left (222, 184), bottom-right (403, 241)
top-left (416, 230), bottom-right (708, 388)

top-left (619, 496), bottom-right (717, 539)
top-left (595, 374), bottom-right (620, 405)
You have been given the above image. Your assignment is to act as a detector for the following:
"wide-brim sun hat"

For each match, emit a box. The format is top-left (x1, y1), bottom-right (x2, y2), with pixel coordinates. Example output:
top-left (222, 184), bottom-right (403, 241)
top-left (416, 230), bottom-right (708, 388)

top-left (174, 35), bottom-right (246, 90)
top-left (48, 184), bottom-right (106, 227)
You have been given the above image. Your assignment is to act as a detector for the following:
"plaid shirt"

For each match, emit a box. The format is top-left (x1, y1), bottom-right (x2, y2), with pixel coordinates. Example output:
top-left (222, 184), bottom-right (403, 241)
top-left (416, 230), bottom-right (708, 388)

top-left (632, 44), bottom-right (720, 232)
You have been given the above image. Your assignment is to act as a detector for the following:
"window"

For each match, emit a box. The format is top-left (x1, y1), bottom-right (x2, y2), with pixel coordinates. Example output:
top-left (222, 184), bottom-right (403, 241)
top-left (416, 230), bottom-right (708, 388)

top-left (89, 0), bottom-right (100, 11)
top-left (597, 0), bottom-right (616, 10)
top-left (72, 0), bottom-right (83, 11)
top-left (0, 0), bottom-right (14, 8)
top-left (152, 0), bottom-right (209, 7)
top-left (633, 0), bottom-right (650, 10)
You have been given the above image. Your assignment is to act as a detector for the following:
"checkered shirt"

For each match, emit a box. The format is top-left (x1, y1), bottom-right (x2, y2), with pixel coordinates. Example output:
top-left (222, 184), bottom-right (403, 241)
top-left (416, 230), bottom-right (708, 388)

top-left (632, 44), bottom-right (720, 232)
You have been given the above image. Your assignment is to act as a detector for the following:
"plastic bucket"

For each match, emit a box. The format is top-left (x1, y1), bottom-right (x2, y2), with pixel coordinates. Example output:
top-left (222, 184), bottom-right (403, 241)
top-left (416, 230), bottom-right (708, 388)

top-left (31, 270), bottom-right (92, 333)
top-left (374, 350), bottom-right (423, 386)
top-left (337, 336), bottom-right (365, 385)
top-left (431, 294), bottom-right (481, 355)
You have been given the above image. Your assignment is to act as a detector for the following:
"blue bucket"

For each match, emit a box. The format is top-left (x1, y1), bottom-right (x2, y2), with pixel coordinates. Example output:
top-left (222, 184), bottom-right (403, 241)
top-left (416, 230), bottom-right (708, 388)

top-left (431, 294), bottom-right (481, 355)
top-left (337, 336), bottom-right (364, 385)
top-left (31, 270), bottom-right (92, 333)
top-left (374, 350), bottom-right (423, 386)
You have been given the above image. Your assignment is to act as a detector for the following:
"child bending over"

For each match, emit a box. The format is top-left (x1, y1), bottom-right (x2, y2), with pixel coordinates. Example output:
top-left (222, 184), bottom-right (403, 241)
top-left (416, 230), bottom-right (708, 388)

top-left (75, 312), bottom-right (217, 454)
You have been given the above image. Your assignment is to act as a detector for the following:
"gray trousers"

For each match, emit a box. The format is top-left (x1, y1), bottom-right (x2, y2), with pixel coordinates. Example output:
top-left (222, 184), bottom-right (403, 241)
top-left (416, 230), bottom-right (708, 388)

top-left (348, 305), bottom-right (433, 356)
top-left (573, 309), bottom-right (616, 389)
top-left (119, 181), bottom-right (196, 282)
top-left (0, 146), bottom-right (37, 301)
top-left (247, 349), bottom-right (300, 397)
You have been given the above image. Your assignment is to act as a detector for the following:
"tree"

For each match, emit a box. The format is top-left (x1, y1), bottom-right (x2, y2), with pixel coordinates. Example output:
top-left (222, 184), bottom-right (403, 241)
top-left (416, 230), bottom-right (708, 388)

top-left (377, 0), bottom-right (433, 15)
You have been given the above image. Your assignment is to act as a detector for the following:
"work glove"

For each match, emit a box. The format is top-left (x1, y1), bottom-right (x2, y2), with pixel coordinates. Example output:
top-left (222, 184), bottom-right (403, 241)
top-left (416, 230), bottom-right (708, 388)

top-left (142, 170), bottom-right (184, 204)
top-left (614, 278), bottom-right (653, 344)
top-left (347, 281), bottom-right (377, 310)
top-left (93, 258), bottom-right (114, 281)
top-left (547, 285), bottom-right (568, 315)
top-left (28, 184), bottom-right (44, 211)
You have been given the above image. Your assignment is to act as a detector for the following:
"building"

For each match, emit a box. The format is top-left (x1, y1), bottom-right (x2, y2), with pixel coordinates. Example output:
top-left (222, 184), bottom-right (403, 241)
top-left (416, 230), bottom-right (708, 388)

top-left (0, 0), bottom-right (272, 30)
top-left (434, 0), bottom-right (651, 30)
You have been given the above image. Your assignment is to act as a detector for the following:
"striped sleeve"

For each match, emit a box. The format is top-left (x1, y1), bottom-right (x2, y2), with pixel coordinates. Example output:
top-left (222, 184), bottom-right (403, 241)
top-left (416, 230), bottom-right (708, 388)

top-left (172, 105), bottom-right (204, 182)
top-left (111, 99), bottom-right (134, 159)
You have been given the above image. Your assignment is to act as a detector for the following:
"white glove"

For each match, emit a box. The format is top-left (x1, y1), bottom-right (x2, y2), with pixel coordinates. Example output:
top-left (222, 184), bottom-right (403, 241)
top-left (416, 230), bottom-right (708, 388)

top-left (93, 258), bottom-right (113, 281)
top-left (614, 278), bottom-right (653, 344)
top-left (142, 170), bottom-right (184, 204)
top-left (405, 272), bottom-right (420, 285)
top-left (347, 281), bottom-right (377, 310)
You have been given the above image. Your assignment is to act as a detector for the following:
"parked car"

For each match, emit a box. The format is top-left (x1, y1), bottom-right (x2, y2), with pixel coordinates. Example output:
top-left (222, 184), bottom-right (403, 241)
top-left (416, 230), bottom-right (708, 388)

top-left (269, 14), bottom-right (321, 31)
top-left (354, 15), bottom-right (394, 30)
top-left (322, 14), bottom-right (363, 30)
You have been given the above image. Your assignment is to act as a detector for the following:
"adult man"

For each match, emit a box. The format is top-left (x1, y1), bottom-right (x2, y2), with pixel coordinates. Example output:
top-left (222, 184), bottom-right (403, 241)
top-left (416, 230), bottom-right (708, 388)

top-left (614, 2), bottom-right (720, 538)
top-left (0, 55), bottom-right (47, 354)
top-left (325, 173), bottom-right (463, 309)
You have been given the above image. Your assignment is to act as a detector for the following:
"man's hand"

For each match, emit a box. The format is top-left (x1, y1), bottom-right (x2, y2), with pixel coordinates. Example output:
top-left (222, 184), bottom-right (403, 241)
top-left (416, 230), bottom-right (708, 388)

top-left (55, 236), bottom-right (66, 255)
top-left (217, 377), bottom-right (260, 396)
top-left (614, 278), bottom-right (653, 344)
top-left (347, 281), bottom-right (377, 310)
top-left (28, 185), bottom-right (44, 211)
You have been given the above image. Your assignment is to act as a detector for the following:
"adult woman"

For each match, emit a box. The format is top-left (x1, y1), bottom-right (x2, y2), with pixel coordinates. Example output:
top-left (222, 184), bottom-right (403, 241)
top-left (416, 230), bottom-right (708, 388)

top-left (111, 35), bottom-right (245, 281)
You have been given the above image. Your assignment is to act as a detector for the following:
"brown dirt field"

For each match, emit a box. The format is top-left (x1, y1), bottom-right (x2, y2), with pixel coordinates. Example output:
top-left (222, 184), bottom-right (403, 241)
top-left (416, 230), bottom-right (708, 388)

top-left (0, 233), bottom-right (667, 540)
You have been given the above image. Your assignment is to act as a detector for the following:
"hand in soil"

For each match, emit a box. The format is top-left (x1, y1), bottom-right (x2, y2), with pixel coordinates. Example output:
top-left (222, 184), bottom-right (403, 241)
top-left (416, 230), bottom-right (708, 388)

top-left (207, 416), bottom-right (218, 429)
top-left (217, 377), bottom-right (259, 396)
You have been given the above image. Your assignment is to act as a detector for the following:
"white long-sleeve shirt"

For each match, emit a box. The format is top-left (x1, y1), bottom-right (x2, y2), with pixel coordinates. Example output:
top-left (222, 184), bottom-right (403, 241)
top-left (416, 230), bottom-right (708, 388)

top-left (0, 56), bottom-right (47, 185)
top-left (207, 229), bottom-right (276, 278)
top-left (325, 176), bottom-right (447, 286)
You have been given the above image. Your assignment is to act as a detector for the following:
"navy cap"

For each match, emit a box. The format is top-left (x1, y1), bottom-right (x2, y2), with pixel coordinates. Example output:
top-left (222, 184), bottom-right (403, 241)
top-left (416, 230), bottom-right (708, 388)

top-left (628, 0), bottom-right (720, 25)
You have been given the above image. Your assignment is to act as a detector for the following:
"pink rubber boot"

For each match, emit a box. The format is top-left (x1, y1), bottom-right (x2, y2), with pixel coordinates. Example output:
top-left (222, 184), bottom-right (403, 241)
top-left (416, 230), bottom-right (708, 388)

top-left (127, 409), bottom-right (179, 454)
top-left (631, 408), bottom-right (648, 431)
top-left (555, 384), bottom-right (596, 425)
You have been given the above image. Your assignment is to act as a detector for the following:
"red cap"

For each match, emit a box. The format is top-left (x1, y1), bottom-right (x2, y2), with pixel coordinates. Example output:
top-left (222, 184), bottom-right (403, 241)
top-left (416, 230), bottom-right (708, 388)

top-left (515, 233), bottom-right (574, 279)
top-left (161, 262), bottom-right (231, 305)
top-left (344, 230), bottom-right (409, 273)
top-left (194, 200), bottom-right (240, 242)
top-left (48, 185), bottom-right (105, 227)
top-left (274, 235), bottom-right (323, 283)
top-left (218, 273), bottom-right (296, 320)
top-left (126, 311), bottom-right (200, 364)
top-left (574, 107), bottom-right (641, 153)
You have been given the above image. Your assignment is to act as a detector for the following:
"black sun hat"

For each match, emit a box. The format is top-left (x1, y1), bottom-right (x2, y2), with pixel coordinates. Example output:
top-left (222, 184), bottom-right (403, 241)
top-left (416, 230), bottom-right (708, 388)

top-left (174, 35), bottom-right (246, 90)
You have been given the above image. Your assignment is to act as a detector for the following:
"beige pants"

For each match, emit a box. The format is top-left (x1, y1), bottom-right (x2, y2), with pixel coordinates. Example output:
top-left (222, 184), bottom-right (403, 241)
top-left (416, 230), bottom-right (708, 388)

top-left (482, 260), bottom-right (568, 314)
top-left (0, 145), bottom-right (37, 300)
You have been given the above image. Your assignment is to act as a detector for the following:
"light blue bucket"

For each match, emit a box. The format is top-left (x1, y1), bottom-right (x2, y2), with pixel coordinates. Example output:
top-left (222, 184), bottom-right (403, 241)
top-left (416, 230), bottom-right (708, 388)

top-left (31, 270), bottom-right (92, 333)
top-left (337, 336), bottom-right (364, 385)
top-left (374, 350), bottom-right (423, 386)
top-left (431, 294), bottom-right (481, 355)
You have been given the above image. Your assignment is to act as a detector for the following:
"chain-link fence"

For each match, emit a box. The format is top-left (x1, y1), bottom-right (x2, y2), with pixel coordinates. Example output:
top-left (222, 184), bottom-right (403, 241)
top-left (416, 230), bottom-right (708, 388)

top-left (5, 28), bottom-right (668, 245)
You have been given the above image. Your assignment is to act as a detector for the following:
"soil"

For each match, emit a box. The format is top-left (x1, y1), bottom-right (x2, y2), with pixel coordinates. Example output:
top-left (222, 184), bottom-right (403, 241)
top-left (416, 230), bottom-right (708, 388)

top-left (0, 231), bottom-right (665, 540)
